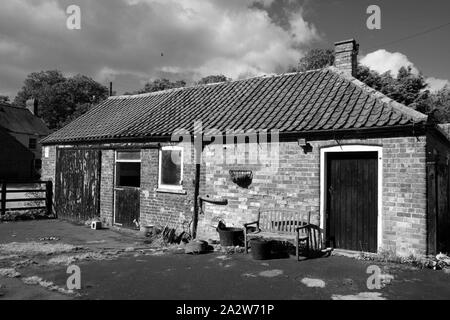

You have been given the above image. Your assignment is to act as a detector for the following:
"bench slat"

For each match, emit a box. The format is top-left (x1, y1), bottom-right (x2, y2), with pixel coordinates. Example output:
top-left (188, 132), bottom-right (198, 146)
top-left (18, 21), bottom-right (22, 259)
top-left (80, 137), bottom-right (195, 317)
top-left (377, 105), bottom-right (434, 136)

top-left (257, 209), bottom-right (314, 235)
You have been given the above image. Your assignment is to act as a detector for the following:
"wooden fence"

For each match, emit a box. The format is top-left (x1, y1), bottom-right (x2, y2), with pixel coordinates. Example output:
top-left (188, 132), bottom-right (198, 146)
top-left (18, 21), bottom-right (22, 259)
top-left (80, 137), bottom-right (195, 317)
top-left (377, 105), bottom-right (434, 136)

top-left (0, 181), bottom-right (53, 216)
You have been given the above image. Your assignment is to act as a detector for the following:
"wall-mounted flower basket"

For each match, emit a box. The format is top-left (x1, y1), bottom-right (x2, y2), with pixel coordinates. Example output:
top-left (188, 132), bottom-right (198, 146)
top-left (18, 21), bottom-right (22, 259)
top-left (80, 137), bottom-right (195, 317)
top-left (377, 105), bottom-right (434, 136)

top-left (229, 170), bottom-right (253, 188)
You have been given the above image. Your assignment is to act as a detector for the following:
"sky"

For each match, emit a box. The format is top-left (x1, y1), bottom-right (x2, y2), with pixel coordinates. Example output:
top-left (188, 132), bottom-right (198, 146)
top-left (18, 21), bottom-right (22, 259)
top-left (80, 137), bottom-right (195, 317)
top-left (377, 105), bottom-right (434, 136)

top-left (0, 0), bottom-right (449, 99)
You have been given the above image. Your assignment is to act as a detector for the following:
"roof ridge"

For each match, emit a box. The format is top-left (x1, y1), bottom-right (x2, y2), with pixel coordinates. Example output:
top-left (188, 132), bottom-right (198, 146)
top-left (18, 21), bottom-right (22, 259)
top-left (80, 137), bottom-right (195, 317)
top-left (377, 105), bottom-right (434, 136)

top-left (109, 69), bottom-right (322, 100)
top-left (327, 66), bottom-right (428, 123)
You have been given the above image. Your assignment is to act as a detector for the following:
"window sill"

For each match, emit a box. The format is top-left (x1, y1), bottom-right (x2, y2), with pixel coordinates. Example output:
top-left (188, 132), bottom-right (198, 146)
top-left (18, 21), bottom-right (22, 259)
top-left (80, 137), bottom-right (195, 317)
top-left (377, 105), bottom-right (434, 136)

top-left (156, 188), bottom-right (187, 195)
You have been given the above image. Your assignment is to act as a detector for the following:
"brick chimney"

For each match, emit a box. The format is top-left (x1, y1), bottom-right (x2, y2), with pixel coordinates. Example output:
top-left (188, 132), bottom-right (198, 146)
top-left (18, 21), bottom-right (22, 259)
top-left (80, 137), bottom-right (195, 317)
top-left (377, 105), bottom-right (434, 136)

top-left (334, 39), bottom-right (359, 77)
top-left (26, 98), bottom-right (39, 117)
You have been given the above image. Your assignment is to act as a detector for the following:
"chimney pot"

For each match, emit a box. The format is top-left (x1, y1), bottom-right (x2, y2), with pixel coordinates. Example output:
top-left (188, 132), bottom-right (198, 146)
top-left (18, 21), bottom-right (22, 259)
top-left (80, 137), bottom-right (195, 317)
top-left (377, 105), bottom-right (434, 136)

top-left (334, 39), bottom-right (359, 77)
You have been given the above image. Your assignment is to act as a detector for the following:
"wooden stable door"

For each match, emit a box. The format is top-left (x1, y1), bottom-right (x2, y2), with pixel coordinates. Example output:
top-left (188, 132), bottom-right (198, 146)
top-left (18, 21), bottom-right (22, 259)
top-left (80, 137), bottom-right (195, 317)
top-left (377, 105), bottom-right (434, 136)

top-left (55, 149), bottom-right (101, 222)
top-left (114, 151), bottom-right (141, 229)
top-left (326, 152), bottom-right (378, 253)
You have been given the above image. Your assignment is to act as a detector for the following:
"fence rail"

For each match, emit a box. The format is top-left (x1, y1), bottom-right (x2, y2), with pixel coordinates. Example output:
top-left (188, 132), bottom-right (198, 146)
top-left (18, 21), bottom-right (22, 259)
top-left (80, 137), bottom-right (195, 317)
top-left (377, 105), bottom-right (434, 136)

top-left (0, 181), bottom-right (53, 216)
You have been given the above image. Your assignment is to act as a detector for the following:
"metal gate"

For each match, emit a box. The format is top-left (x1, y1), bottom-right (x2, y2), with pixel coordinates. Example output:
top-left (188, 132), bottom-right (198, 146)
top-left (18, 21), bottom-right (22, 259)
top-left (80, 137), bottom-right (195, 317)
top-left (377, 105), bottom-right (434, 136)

top-left (55, 148), bottom-right (101, 221)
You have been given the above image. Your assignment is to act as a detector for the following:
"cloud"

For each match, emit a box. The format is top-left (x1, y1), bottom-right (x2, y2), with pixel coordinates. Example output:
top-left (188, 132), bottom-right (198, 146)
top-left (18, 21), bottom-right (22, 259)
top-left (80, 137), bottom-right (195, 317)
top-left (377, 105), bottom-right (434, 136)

top-left (426, 77), bottom-right (449, 92)
top-left (360, 49), bottom-right (419, 77)
top-left (361, 49), bottom-right (450, 92)
top-left (0, 0), bottom-right (320, 97)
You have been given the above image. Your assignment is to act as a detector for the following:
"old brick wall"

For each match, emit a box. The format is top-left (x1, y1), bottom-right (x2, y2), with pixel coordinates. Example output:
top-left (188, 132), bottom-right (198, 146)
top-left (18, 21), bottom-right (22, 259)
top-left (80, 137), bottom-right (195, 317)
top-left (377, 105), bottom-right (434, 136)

top-left (197, 136), bottom-right (428, 256)
top-left (97, 144), bottom-right (196, 232)
top-left (139, 144), bottom-right (196, 233)
top-left (41, 145), bottom-right (56, 184)
top-left (41, 134), bottom-right (430, 256)
top-left (99, 150), bottom-right (114, 226)
top-left (40, 145), bottom-right (56, 215)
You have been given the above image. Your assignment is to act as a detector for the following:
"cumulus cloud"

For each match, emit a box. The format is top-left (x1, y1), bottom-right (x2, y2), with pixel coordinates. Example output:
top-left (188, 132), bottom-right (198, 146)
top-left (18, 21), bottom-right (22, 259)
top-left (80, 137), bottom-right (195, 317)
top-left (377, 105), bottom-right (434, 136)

top-left (0, 0), bottom-right (320, 97)
top-left (426, 77), bottom-right (449, 92)
top-left (361, 49), bottom-right (449, 93)
top-left (360, 49), bottom-right (419, 77)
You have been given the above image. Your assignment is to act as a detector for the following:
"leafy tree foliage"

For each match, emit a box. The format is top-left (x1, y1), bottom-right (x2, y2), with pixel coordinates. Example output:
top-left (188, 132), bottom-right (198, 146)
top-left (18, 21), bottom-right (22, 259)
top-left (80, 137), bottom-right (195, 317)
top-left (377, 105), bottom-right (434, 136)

top-left (294, 48), bottom-right (335, 72)
top-left (14, 70), bottom-right (108, 130)
top-left (128, 78), bottom-right (186, 94)
top-left (423, 86), bottom-right (450, 123)
top-left (196, 75), bottom-right (231, 85)
top-left (0, 95), bottom-right (10, 103)
top-left (127, 75), bottom-right (231, 94)
top-left (356, 65), bottom-right (429, 108)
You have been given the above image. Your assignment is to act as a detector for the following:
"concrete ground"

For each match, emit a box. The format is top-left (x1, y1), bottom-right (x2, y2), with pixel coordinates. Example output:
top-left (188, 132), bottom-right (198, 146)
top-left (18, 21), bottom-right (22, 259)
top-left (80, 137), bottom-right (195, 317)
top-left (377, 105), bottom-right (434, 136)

top-left (1, 220), bottom-right (450, 300)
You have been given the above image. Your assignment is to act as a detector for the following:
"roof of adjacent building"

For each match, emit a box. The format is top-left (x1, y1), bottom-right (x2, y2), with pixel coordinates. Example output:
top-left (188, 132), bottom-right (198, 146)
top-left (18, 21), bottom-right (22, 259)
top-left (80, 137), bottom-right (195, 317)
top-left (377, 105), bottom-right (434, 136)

top-left (0, 103), bottom-right (50, 137)
top-left (41, 67), bottom-right (427, 144)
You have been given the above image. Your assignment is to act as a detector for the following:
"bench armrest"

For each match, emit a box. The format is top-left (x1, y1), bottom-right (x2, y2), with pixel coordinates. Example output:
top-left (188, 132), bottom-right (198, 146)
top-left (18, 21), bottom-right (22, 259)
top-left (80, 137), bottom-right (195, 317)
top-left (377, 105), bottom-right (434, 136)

top-left (244, 221), bottom-right (258, 227)
top-left (295, 224), bottom-right (311, 232)
top-left (243, 221), bottom-right (259, 233)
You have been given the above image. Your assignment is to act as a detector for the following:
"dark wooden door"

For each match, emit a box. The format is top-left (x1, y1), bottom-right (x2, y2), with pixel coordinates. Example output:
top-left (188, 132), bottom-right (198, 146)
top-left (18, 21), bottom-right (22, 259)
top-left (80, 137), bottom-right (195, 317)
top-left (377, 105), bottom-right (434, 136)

top-left (427, 161), bottom-right (450, 254)
top-left (114, 187), bottom-right (140, 228)
top-left (55, 149), bottom-right (101, 221)
top-left (326, 152), bottom-right (378, 252)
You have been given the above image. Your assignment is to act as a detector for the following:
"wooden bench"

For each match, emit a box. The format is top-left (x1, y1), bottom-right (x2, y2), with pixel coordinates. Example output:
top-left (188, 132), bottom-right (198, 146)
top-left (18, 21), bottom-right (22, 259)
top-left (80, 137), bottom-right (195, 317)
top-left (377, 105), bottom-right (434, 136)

top-left (243, 209), bottom-right (327, 261)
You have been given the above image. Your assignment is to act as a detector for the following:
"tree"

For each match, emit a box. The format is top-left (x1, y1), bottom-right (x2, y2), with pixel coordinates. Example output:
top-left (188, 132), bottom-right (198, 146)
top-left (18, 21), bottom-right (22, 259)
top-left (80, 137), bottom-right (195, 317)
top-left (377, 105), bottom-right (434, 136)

top-left (14, 70), bottom-right (108, 130)
top-left (356, 65), bottom-right (429, 113)
top-left (0, 95), bottom-right (10, 103)
top-left (196, 75), bottom-right (231, 85)
top-left (425, 87), bottom-right (450, 123)
top-left (128, 78), bottom-right (186, 94)
top-left (294, 48), bottom-right (335, 72)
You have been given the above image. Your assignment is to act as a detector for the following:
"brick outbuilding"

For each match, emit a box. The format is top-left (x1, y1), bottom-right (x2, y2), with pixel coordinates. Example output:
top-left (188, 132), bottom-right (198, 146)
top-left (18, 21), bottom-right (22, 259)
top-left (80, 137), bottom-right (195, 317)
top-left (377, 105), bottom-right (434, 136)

top-left (41, 40), bottom-right (450, 256)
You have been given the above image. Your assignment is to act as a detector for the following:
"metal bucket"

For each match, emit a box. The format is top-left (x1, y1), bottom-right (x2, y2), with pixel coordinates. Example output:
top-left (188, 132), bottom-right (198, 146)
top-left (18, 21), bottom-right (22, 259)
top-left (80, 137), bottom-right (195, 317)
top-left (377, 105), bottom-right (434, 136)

top-left (217, 227), bottom-right (244, 246)
top-left (250, 239), bottom-right (271, 260)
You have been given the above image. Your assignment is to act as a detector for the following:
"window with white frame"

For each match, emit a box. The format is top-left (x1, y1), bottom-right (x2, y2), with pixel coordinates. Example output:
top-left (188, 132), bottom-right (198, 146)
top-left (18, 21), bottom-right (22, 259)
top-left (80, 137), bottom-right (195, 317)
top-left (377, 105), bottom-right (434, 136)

top-left (115, 150), bottom-right (141, 188)
top-left (158, 146), bottom-right (183, 190)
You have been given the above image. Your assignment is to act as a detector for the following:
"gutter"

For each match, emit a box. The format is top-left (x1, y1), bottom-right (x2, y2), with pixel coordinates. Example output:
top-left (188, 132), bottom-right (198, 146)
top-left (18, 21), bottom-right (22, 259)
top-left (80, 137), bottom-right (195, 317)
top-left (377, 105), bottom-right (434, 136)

top-left (41, 123), bottom-right (428, 146)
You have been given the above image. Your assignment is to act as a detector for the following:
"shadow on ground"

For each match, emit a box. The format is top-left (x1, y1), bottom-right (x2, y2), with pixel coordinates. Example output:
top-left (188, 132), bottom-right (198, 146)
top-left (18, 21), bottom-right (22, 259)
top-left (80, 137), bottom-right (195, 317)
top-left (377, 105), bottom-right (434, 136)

top-left (1, 220), bottom-right (450, 300)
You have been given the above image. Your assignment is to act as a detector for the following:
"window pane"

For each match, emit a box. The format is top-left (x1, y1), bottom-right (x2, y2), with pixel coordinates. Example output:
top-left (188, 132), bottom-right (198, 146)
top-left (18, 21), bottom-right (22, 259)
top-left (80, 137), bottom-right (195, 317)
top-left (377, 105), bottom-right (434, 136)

top-left (161, 150), bottom-right (181, 186)
top-left (117, 151), bottom-right (140, 161)
top-left (116, 162), bottom-right (140, 187)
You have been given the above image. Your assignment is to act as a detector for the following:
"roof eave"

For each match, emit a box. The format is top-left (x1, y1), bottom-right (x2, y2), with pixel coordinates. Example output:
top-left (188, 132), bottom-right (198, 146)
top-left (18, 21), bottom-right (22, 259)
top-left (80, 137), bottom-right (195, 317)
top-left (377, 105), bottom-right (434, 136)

top-left (41, 123), bottom-right (427, 146)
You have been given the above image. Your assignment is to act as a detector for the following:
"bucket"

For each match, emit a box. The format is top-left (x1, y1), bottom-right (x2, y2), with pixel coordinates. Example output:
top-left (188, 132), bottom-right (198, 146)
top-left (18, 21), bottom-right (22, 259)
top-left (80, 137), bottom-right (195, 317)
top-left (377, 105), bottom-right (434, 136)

top-left (217, 227), bottom-right (244, 246)
top-left (141, 225), bottom-right (154, 237)
top-left (250, 239), bottom-right (271, 260)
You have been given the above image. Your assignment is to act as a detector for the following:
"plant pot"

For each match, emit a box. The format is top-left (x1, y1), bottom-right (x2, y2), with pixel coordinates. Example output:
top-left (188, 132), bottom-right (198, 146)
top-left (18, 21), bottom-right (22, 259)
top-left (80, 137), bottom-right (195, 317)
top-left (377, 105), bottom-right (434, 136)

top-left (217, 227), bottom-right (244, 246)
top-left (141, 225), bottom-right (154, 237)
top-left (250, 239), bottom-right (271, 260)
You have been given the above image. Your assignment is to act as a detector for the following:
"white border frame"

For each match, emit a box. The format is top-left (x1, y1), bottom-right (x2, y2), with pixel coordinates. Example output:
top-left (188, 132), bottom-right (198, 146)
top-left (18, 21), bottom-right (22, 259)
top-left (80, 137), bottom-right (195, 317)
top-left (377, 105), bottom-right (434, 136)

top-left (319, 145), bottom-right (383, 252)
top-left (158, 146), bottom-right (184, 191)
top-left (113, 150), bottom-right (141, 226)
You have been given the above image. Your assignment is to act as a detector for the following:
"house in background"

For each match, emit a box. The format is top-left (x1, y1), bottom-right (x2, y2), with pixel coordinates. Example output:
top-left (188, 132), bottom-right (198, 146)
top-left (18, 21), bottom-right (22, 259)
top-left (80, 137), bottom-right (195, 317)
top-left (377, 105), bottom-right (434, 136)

top-left (0, 100), bottom-right (50, 180)
top-left (41, 39), bottom-right (450, 257)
